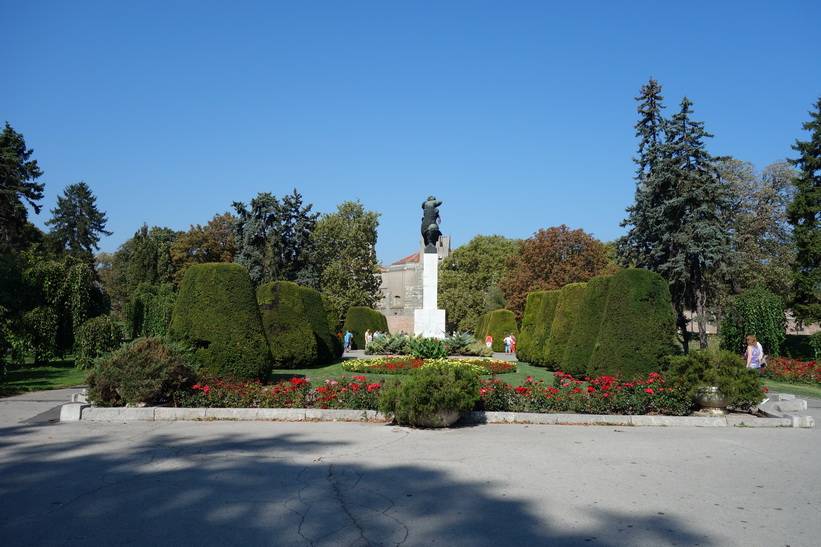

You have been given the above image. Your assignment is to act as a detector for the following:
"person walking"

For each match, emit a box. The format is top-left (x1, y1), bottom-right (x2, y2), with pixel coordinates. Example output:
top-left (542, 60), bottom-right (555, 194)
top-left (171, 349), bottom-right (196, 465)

top-left (344, 330), bottom-right (353, 353)
top-left (744, 334), bottom-right (764, 369)
top-left (485, 334), bottom-right (493, 349)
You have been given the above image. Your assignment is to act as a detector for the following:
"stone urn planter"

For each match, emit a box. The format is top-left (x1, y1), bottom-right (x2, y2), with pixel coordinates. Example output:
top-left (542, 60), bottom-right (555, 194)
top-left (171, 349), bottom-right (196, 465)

top-left (414, 409), bottom-right (461, 428)
top-left (694, 386), bottom-right (729, 409)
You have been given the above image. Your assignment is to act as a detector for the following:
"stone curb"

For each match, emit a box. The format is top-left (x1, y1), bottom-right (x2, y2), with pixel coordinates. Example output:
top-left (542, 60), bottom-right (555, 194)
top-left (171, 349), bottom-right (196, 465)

top-left (60, 404), bottom-right (811, 427)
top-left (757, 393), bottom-right (816, 428)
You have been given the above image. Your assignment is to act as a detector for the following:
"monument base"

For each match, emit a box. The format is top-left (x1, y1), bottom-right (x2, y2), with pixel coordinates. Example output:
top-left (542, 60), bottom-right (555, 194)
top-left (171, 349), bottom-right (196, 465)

top-left (414, 309), bottom-right (446, 339)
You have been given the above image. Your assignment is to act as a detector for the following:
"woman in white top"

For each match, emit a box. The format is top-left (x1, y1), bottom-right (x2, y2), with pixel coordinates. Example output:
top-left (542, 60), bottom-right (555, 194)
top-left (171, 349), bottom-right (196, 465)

top-left (745, 334), bottom-right (764, 369)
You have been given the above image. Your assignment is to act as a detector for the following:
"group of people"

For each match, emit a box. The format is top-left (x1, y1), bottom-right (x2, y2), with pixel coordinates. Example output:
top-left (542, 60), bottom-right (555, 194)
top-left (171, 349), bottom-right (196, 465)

top-left (484, 333), bottom-right (517, 354)
top-left (363, 329), bottom-right (386, 348)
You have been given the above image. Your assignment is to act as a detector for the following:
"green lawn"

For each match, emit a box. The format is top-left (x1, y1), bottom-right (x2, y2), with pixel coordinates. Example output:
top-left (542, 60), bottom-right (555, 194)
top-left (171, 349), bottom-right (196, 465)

top-left (762, 380), bottom-right (821, 400)
top-left (1, 358), bottom-right (87, 397)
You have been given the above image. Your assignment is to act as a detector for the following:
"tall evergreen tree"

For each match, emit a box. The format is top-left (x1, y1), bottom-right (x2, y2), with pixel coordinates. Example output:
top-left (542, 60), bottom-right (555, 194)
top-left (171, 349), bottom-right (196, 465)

top-left (618, 84), bottom-right (735, 351)
top-left (617, 78), bottom-right (668, 269)
top-left (0, 122), bottom-right (44, 252)
top-left (233, 189), bottom-right (319, 288)
top-left (45, 181), bottom-right (112, 261)
top-left (787, 96), bottom-right (821, 325)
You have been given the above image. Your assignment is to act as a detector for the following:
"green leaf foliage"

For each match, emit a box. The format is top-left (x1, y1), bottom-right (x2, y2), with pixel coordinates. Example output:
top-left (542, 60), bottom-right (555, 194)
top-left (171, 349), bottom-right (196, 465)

top-left (126, 282), bottom-right (176, 339)
top-left (0, 122), bottom-right (44, 253)
top-left (588, 268), bottom-right (676, 379)
top-left (377, 360), bottom-right (480, 427)
top-left (541, 283), bottom-right (588, 370)
top-left (169, 263), bottom-right (272, 380)
top-left (74, 314), bottom-right (124, 369)
top-left (85, 337), bottom-right (196, 407)
top-left (438, 234), bottom-right (518, 332)
top-left (668, 349), bottom-right (765, 411)
top-left (343, 306), bottom-right (389, 349)
top-left (561, 275), bottom-right (613, 377)
top-left (720, 286), bottom-right (787, 357)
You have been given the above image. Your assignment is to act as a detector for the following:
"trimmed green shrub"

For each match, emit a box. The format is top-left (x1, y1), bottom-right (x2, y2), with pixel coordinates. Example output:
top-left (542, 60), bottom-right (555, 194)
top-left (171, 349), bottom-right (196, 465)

top-left (125, 282), bottom-right (175, 339)
top-left (526, 290), bottom-right (561, 367)
top-left (561, 275), bottom-right (613, 377)
top-left (541, 283), bottom-right (588, 370)
top-left (297, 285), bottom-right (340, 364)
top-left (588, 268), bottom-right (676, 379)
top-left (378, 360), bottom-right (480, 427)
top-left (364, 333), bottom-right (410, 355)
top-left (515, 291), bottom-right (546, 363)
top-left (720, 286), bottom-right (787, 357)
top-left (476, 309), bottom-right (519, 352)
top-left (168, 263), bottom-right (273, 381)
top-left (258, 281), bottom-right (319, 369)
top-left (322, 294), bottom-right (344, 358)
top-left (343, 306), bottom-right (389, 349)
top-left (668, 349), bottom-right (765, 411)
top-left (75, 314), bottom-right (124, 369)
top-left (85, 337), bottom-right (196, 407)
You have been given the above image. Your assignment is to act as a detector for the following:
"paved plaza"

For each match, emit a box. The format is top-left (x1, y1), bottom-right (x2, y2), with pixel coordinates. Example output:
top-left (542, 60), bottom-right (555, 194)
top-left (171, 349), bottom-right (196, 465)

top-left (1, 383), bottom-right (820, 546)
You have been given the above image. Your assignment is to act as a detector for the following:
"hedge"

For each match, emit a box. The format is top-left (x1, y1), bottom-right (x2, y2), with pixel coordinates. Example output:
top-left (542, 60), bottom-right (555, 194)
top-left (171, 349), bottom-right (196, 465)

top-left (515, 291), bottom-right (546, 363)
top-left (258, 281), bottom-right (321, 369)
top-left (541, 283), bottom-right (588, 370)
top-left (561, 275), bottom-right (613, 377)
top-left (475, 309), bottom-right (518, 352)
top-left (524, 290), bottom-right (561, 367)
top-left (322, 294), bottom-right (344, 358)
top-left (343, 307), bottom-right (389, 349)
top-left (587, 268), bottom-right (675, 379)
top-left (168, 263), bottom-right (273, 381)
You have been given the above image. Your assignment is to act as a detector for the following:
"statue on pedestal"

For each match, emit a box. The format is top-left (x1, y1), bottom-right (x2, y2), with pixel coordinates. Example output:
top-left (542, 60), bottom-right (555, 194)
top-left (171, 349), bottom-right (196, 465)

top-left (421, 195), bottom-right (442, 252)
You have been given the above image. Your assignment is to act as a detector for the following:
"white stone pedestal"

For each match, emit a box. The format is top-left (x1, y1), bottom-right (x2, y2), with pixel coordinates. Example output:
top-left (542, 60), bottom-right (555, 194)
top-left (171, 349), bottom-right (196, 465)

top-left (414, 252), bottom-right (446, 338)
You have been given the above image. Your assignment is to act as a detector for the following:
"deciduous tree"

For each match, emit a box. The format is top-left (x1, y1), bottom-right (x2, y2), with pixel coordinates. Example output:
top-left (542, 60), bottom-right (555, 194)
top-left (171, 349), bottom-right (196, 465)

top-left (313, 200), bottom-right (382, 322)
top-left (438, 234), bottom-right (519, 333)
top-left (170, 211), bottom-right (236, 284)
top-left (500, 225), bottom-right (614, 320)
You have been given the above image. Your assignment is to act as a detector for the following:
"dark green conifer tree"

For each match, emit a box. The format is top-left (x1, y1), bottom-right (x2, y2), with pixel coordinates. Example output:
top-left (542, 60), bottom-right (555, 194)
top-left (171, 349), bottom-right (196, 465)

top-left (786, 96), bottom-right (821, 325)
top-left (46, 181), bottom-right (112, 261)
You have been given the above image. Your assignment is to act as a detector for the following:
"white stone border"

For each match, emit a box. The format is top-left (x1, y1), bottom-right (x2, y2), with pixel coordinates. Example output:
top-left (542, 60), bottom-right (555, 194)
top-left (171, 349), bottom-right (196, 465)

top-left (59, 404), bottom-right (811, 427)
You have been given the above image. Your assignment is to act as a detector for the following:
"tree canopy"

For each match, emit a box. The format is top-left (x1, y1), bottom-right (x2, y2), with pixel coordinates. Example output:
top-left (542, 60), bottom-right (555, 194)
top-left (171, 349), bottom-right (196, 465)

top-left (438, 234), bottom-right (519, 333)
top-left (170, 211), bottom-right (236, 284)
top-left (787, 96), bottom-right (821, 325)
top-left (499, 225), bottom-right (614, 320)
top-left (45, 181), bottom-right (111, 261)
top-left (313, 200), bottom-right (382, 322)
top-left (0, 122), bottom-right (44, 253)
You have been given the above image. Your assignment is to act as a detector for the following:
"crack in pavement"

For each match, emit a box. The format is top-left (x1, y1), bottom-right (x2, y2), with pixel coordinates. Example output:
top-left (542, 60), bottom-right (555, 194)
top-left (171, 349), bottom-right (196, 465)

top-left (287, 464), bottom-right (409, 546)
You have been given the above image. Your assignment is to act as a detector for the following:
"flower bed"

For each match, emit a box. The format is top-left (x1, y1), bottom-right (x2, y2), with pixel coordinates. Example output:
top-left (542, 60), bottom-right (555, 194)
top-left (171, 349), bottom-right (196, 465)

top-left (341, 357), bottom-right (516, 375)
top-left (176, 369), bottom-right (700, 415)
top-left (760, 357), bottom-right (821, 385)
top-left (478, 372), bottom-right (693, 416)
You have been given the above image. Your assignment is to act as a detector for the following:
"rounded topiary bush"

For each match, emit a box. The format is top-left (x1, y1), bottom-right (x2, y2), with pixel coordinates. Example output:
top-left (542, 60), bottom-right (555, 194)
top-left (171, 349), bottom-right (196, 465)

top-left (298, 285), bottom-right (342, 364)
top-left (75, 314), bottom-right (124, 369)
top-left (258, 281), bottom-right (325, 369)
top-left (542, 283), bottom-right (588, 370)
top-left (322, 295), bottom-right (344, 358)
top-left (343, 306), bottom-right (389, 349)
top-left (525, 290), bottom-right (560, 367)
top-left (378, 360), bottom-right (480, 427)
top-left (588, 268), bottom-right (676, 379)
top-left (561, 275), bottom-right (613, 377)
top-left (168, 263), bottom-right (272, 380)
top-left (85, 336), bottom-right (196, 407)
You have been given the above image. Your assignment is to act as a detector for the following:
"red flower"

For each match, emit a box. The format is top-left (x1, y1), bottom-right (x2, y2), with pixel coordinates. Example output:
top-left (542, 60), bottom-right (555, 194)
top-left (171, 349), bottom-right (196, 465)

top-left (644, 388), bottom-right (654, 394)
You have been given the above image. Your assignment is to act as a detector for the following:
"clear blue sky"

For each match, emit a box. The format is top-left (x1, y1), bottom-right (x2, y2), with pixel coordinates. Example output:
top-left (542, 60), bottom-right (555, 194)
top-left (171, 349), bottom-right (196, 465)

top-left (5, 1), bottom-right (820, 264)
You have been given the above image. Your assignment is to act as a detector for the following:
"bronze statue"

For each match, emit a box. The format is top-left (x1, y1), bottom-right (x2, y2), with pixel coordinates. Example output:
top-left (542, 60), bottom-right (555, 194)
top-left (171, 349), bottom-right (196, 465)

top-left (421, 195), bottom-right (442, 252)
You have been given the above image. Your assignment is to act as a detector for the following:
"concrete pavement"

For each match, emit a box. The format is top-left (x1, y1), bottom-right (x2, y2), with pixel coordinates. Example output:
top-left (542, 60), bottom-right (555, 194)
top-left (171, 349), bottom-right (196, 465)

top-left (1, 386), bottom-right (821, 546)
